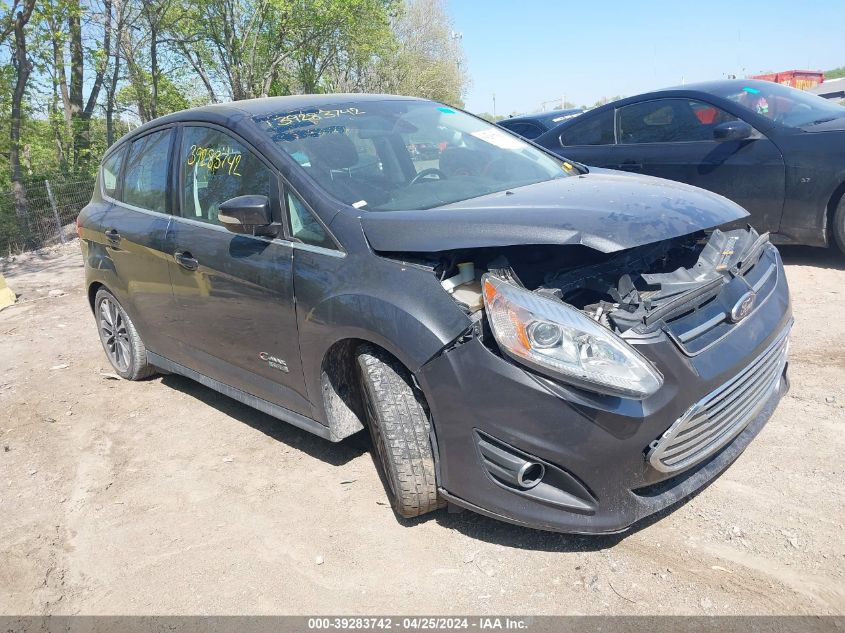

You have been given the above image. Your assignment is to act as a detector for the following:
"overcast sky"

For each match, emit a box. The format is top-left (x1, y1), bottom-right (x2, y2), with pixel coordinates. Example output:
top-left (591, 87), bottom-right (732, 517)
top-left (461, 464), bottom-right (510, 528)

top-left (450, 0), bottom-right (845, 115)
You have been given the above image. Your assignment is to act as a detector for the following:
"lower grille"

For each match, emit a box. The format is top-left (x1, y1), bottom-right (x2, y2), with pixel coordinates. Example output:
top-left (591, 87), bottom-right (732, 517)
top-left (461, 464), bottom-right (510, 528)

top-left (647, 327), bottom-right (790, 473)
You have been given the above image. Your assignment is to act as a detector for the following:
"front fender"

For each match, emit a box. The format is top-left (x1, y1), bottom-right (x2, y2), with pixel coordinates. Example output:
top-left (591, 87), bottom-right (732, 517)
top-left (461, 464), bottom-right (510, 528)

top-left (305, 292), bottom-right (466, 373)
top-left (292, 247), bottom-right (471, 424)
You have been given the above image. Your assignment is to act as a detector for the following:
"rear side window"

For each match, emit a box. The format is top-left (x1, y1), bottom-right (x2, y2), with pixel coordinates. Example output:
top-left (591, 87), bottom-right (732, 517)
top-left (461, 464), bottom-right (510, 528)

top-left (123, 130), bottom-right (172, 213)
top-left (560, 110), bottom-right (615, 146)
top-left (101, 147), bottom-right (125, 198)
top-left (180, 126), bottom-right (271, 226)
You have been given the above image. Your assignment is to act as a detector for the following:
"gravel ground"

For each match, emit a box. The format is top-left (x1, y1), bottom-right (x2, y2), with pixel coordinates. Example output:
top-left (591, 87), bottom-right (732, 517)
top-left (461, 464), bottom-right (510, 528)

top-left (0, 240), bottom-right (843, 615)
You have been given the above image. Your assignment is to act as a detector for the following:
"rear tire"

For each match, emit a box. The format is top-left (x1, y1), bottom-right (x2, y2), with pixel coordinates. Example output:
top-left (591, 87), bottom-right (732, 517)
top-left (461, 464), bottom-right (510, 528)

top-left (356, 344), bottom-right (443, 518)
top-left (94, 289), bottom-right (156, 381)
top-left (833, 196), bottom-right (845, 255)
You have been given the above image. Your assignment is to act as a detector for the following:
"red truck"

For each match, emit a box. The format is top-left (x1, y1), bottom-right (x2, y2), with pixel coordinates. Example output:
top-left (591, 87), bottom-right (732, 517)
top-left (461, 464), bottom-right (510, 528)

top-left (751, 70), bottom-right (825, 91)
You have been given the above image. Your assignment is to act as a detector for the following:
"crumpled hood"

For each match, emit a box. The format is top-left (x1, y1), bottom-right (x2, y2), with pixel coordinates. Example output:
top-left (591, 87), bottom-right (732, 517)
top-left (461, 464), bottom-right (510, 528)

top-left (361, 169), bottom-right (749, 253)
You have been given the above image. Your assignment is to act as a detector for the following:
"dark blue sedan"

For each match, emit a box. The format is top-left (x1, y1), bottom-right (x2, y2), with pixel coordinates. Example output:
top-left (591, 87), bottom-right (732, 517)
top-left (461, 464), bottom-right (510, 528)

top-left (532, 80), bottom-right (845, 252)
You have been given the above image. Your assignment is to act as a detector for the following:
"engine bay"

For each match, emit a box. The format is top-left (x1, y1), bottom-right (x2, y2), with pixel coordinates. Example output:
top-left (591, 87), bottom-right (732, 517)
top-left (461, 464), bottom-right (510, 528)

top-left (389, 226), bottom-right (770, 336)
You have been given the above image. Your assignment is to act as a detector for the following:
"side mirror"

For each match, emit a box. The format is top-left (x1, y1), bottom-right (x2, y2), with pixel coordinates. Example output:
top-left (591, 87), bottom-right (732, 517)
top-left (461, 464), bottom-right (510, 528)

top-left (218, 195), bottom-right (276, 236)
top-left (713, 120), bottom-right (754, 142)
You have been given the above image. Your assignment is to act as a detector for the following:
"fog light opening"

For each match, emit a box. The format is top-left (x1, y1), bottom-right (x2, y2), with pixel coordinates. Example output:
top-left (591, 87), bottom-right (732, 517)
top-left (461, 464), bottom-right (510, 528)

top-left (516, 462), bottom-right (545, 489)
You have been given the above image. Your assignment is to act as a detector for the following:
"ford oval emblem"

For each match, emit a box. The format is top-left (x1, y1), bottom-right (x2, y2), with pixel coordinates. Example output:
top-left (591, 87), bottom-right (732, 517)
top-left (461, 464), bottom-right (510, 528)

top-left (730, 291), bottom-right (756, 323)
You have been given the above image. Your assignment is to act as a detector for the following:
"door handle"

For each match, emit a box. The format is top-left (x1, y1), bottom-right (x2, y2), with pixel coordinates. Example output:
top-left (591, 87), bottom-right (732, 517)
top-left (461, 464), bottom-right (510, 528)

top-left (174, 250), bottom-right (199, 271)
top-left (104, 228), bottom-right (121, 244)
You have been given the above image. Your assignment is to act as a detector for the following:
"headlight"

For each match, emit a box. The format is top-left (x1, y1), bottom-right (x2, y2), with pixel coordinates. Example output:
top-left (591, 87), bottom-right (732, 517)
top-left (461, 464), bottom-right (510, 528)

top-left (482, 274), bottom-right (663, 399)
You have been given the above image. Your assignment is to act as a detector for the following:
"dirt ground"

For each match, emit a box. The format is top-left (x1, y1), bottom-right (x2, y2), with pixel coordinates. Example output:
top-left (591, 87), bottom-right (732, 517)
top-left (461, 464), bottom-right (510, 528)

top-left (0, 239), bottom-right (843, 616)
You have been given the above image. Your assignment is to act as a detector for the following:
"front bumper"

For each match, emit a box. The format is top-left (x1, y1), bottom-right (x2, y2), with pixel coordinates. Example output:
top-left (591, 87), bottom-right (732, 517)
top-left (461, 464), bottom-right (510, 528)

top-left (417, 259), bottom-right (792, 534)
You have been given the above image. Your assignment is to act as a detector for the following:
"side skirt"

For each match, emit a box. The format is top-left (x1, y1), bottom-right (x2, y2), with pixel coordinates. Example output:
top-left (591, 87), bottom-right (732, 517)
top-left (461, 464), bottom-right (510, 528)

top-left (147, 352), bottom-right (335, 442)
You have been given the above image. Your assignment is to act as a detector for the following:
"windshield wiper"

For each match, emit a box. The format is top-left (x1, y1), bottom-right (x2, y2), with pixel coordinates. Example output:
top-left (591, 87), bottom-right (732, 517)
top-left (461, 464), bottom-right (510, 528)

top-left (806, 116), bottom-right (842, 126)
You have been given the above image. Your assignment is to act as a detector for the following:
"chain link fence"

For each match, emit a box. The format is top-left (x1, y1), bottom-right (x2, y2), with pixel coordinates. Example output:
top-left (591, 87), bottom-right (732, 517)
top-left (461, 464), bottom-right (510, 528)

top-left (0, 179), bottom-right (96, 254)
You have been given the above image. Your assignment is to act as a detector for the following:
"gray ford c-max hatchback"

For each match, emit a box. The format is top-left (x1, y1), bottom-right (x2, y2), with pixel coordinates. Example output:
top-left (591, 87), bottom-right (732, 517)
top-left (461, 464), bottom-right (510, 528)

top-left (78, 95), bottom-right (792, 533)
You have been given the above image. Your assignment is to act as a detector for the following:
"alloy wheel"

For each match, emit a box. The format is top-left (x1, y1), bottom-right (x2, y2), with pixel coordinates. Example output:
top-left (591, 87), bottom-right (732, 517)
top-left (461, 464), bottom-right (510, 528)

top-left (98, 297), bottom-right (131, 373)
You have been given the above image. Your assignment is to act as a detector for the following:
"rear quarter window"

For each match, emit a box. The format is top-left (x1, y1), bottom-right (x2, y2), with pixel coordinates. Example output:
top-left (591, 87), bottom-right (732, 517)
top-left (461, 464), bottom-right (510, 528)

top-left (101, 147), bottom-right (126, 198)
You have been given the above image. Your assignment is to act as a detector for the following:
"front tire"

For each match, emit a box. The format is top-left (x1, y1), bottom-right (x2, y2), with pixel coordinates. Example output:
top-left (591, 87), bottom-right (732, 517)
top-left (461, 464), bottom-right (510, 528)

top-left (833, 196), bottom-right (845, 255)
top-left (356, 345), bottom-right (443, 518)
top-left (94, 289), bottom-right (156, 381)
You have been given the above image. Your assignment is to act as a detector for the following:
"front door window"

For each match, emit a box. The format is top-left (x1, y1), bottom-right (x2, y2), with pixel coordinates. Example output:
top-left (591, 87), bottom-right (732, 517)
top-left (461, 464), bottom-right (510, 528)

top-left (617, 99), bottom-right (741, 144)
top-left (180, 126), bottom-right (271, 225)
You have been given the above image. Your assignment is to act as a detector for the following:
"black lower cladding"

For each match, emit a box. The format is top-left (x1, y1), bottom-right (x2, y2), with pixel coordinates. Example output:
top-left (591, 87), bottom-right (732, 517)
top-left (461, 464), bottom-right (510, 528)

top-left (417, 264), bottom-right (792, 534)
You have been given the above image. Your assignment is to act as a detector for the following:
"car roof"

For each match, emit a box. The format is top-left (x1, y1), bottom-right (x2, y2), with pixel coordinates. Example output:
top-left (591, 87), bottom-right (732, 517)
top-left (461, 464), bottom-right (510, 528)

top-left (505, 107), bottom-right (583, 124)
top-left (210, 93), bottom-right (427, 117)
top-left (654, 78), bottom-right (775, 95)
top-left (538, 79), bottom-right (781, 139)
top-left (584, 79), bottom-right (778, 111)
top-left (114, 94), bottom-right (429, 148)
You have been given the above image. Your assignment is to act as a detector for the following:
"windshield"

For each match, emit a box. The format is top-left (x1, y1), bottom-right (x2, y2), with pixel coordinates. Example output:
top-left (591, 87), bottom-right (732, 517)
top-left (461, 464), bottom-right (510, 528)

top-left (710, 81), bottom-right (845, 128)
top-left (252, 100), bottom-right (575, 211)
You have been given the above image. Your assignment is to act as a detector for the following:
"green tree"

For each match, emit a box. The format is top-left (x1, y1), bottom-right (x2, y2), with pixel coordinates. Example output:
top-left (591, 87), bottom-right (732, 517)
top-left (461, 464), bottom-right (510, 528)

top-left (291, 0), bottom-right (395, 94)
top-left (0, 0), bottom-right (469, 183)
top-left (172, 0), bottom-right (301, 101)
top-left (2, 0), bottom-right (38, 247)
top-left (176, 0), bottom-right (397, 101)
top-left (41, 0), bottom-right (112, 170)
top-left (119, 0), bottom-right (186, 121)
top-left (115, 71), bottom-right (194, 119)
top-left (374, 0), bottom-right (467, 105)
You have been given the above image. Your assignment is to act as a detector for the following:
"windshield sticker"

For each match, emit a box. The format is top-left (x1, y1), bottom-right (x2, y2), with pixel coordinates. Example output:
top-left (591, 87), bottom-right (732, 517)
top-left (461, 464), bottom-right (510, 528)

top-left (291, 151), bottom-right (310, 166)
top-left (438, 106), bottom-right (456, 114)
top-left (187, 145), bottom-right (242, 176)
top-left (742, 87), bottom-right (761, 95)
top-left (470, 127), bottom-right (524, 150)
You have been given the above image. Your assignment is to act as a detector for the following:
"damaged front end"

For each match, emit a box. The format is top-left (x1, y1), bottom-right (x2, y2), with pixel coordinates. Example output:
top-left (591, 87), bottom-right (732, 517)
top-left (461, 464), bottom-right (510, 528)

top-left (385, 226), bottom-right (790, 533)
top-left (533, 226), bottom-right (778, 355)
top-left (362, 175), bottom-right (789, 533)
top-left (421, 226), bottom-right (779, 375)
